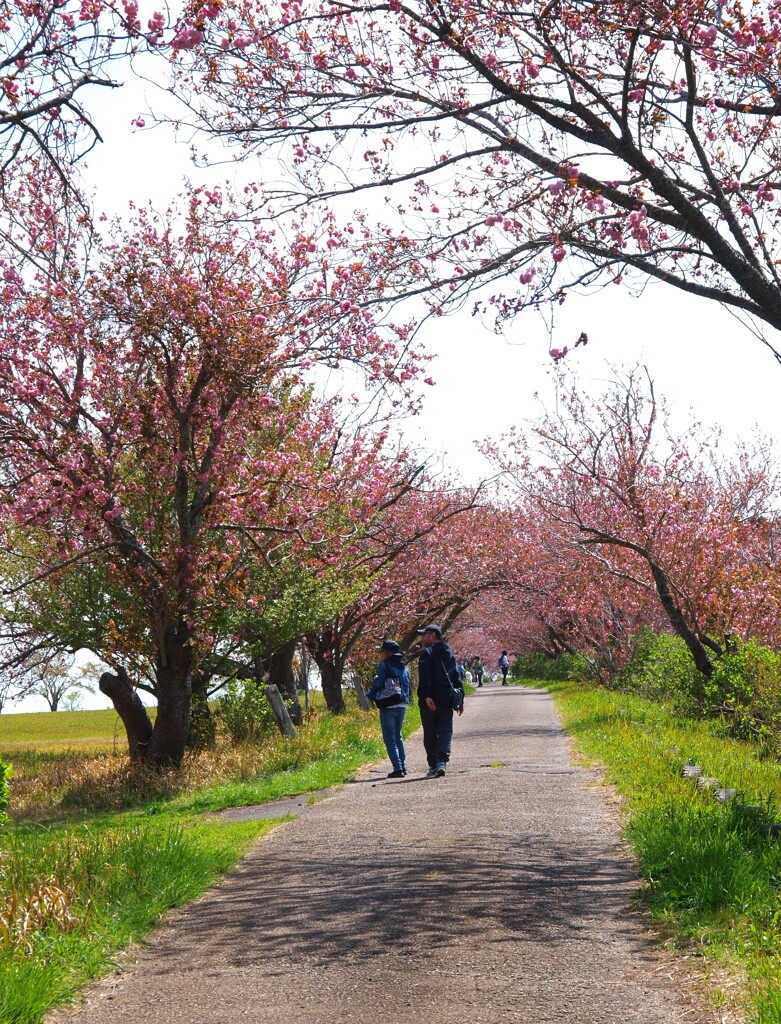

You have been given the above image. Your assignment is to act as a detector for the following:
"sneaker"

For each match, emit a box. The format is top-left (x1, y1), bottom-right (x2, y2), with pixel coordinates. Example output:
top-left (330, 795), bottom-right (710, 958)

top-left (436, 762), bottom-right (446, 777)
top-left (387, 770), bottom-right (404, 778)
top-left (425, 766), bottom-right (439, 778)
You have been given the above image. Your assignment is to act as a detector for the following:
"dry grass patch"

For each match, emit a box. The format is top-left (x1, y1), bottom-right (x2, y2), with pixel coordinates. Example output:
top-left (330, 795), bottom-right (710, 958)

top-left (0, 878), bottom-right (78, 955)
top-left (6, 702), bottom-right (387, 820)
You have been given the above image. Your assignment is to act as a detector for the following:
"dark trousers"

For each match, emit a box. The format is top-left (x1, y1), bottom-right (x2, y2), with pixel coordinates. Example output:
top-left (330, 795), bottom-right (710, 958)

top-left (420, 703), bottom-right (454, 768)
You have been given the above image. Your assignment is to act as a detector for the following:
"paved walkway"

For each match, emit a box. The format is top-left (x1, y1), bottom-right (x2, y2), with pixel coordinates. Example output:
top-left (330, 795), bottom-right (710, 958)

top-left (53, 683), bottom-right (711, 1024)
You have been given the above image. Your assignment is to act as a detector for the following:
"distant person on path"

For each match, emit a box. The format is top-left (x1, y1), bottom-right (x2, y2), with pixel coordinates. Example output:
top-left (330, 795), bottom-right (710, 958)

top-left (417, 624), bottom-right (463, 778)
top-left (365, 639), bottom-right (410, 778)
top-left (499, 650), bottom-right (510, 685)
top-left (472, 656), bottom-right (484, 687)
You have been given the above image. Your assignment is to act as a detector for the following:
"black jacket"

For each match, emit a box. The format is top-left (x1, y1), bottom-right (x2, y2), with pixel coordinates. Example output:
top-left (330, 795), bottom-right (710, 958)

top-left (418, 640), bottom-right (459, 708)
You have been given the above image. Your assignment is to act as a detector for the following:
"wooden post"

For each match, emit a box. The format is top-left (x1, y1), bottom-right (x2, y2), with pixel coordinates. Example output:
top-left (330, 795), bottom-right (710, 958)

top-left (265, 684), bottom-right (297, 738)
top-left (352, 674), bottom-right (371, 711)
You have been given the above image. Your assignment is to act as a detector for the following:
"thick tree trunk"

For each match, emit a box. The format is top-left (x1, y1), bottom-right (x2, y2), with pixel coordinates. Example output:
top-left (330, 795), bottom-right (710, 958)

top-left (99, 667), bottom-right (154, 762)
top-left (145, 633), bottom-right (193, 766)
top-left (269, 639), bottom-right (302, 725)
top-left (188, 670), bottom-right (216, 750)
top-left (318, 658), bottom-right (344, 712)
top-left (307, 626), bottom-right (345, 712)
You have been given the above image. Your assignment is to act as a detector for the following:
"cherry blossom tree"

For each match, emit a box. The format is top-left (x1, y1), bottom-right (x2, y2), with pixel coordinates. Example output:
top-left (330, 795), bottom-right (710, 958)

top-left (22, 651), bottom-right (95, 711)
top-left (454, 510), bottom-right (669, 684)
top-left (164, 0), bottom-right (781, 354)
top-left (0, 187), bottom-right (423, 764)
top-left (0, 0), bottom-right (166, 186)
top-left (492, 368), bottom-right (781, 691)
top-left (339, 499), bottom-right (516, 688)
top-left (300, 476), bottom-right (484, 708)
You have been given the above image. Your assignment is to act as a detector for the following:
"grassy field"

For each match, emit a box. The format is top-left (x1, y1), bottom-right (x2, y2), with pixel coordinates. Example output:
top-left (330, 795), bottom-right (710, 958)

top-left (0, 707), bottom-right (130, 754)
top-left (0, 694), bottom-right (421, 1024)
top-left (541, 678), bottom-right (781, 1024)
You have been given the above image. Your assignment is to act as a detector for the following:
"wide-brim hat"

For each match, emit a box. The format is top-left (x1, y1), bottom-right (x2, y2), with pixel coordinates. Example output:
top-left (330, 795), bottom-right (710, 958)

top-left (377, 639), bottom-right (402, 655)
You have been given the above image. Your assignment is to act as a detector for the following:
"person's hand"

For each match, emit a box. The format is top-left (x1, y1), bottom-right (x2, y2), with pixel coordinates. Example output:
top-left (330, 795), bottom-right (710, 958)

top-left (425, 697), bottom-right (436, 711)
top-left (457, 707), bottom-right (464, 717)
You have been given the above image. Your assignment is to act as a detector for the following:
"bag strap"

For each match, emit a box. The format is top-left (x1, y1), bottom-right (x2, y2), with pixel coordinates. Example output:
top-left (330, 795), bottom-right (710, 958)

top-left (434, 648), bottom-right (460, 691)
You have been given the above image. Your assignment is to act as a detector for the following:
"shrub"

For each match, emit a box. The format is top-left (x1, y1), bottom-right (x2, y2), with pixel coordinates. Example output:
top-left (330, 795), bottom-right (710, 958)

top-left (512, 651), bottom-right (589, 682)
top-left (617, 630), bottom-right (707, 713)
top-left (214, 682), bottom-right (276, 744)
top-left (706, 640), bottom-right (781, 750)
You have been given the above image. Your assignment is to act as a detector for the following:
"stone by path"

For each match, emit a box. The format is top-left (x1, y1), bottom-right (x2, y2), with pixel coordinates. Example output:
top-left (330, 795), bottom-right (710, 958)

top-left (52, 683), bottom-right (712, 1024)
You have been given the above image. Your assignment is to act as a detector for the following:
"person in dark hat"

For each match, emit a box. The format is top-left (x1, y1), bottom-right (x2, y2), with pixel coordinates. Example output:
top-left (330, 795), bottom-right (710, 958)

top-left (417, 624), bottom-right (463, 778)
top-left (365, 639), bottom-right (411, 778)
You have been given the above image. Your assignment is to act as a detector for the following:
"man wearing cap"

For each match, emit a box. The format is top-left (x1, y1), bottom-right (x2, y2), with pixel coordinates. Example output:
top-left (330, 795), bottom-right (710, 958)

top-left (417, 624), bottom-right (463, 778)
top-left (365, 639), bottom-right (411, 778)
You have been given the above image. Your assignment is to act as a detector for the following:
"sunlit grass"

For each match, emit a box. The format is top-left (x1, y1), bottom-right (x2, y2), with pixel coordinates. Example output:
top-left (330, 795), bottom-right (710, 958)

top-left (0, 815), bottom-right (271, 1024)
top-left (539, 679), bottom-right (781, 1022)
top-left (0, 708), bottom-right (130, 755)
top-left (0, 690), bottom-right (422, 1021)
top-left (3, 693), bottom-right (421, 820)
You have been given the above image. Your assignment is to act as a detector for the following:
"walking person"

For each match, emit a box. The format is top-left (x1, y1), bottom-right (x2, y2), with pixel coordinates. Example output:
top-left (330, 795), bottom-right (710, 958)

top-left (365, 639), bottom-right (410, 778)
top-left (472, 655), bottom-right (484, 687)
top-left (499, 650), bottom-right (510, 685)
top-left (417, 624), bottom-right (464, 778)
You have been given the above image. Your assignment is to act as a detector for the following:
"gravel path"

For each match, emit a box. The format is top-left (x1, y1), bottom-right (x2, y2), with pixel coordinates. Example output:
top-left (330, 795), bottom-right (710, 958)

top-left (53, 683), bottom-right (711, 1024)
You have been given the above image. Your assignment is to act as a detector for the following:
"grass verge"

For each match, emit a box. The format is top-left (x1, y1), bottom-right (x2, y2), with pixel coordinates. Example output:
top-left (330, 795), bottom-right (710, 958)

top-left (539, 678), bottom-right (781, 1023)
top-left (1, 697), bottom-right (421, 1022)
top-left (0, 815), bottom-right (271, 1024)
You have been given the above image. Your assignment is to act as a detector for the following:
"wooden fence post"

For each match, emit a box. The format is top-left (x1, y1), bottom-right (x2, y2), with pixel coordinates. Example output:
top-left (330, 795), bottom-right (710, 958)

top-left (265, 684), bottom-right (297, 738)
top-left (352, 675), bottom-right (371, 711)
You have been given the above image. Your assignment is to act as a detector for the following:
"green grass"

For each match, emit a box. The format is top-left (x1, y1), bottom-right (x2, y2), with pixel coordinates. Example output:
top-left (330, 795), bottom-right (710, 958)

top-left (0, 708), bottom-right (130, 754)
top-left (538, 679), bottom-right (781, 1023)
top-left (2, 694), bottom-right (421, 820)
top-left (0, 814), bottom-right (271, 1024)
top-left (1, 696), bottom-right (422, 1022)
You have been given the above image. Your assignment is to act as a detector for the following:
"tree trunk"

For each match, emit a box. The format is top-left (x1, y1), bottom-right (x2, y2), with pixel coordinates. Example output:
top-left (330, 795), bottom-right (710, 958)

top-left (99, 667), bottom-right (154, 762)
top-left (318, 658), bottom-right (344, 712)
top-left (649, 562), bottom-right (711, 701)
top-left (269, 639), bottom-right (302, 725)
top-left (188, 670), bottom-right (216, 750)
top-left (144, 632), bottom-right (193, 766)
top-left (306, 626), bottom-right (345, 712)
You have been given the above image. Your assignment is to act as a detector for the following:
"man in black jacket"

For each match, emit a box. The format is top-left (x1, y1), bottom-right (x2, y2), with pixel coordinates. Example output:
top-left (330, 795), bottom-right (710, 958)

top-left (417, 624), bottom-right (463, 778)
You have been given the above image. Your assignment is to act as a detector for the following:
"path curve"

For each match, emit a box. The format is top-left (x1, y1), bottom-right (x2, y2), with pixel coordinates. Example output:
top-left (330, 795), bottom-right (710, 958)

top-left (52, 683), bottom-right (712, 1024)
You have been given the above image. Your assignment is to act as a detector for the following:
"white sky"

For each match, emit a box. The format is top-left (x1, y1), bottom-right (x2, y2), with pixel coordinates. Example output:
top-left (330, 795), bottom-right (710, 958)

top-left (79, 55), bottom-right (781, 477)
top-left (7, 55), bottom-right (781, 712)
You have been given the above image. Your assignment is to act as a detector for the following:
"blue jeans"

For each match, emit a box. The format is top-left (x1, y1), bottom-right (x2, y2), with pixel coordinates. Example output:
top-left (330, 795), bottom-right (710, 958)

top-left (379, 705), bottom-right (407, 772)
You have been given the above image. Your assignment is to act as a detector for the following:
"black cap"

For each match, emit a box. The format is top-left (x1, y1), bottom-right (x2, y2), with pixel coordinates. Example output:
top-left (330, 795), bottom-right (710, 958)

top-left (416, 624), bottom-right (442, 638)
top-left (378, 639), bottom-right (402, 655)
